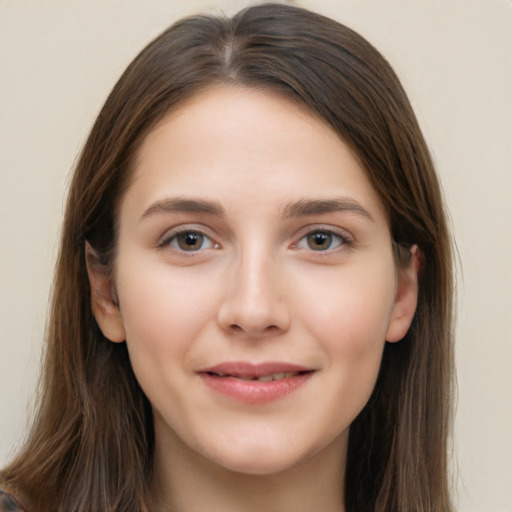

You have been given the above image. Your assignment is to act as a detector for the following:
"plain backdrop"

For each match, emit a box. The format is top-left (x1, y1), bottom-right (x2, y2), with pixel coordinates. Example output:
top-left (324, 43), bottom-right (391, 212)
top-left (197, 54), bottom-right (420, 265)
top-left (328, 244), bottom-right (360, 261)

top-left (1, 1), bottom-right (511, 510)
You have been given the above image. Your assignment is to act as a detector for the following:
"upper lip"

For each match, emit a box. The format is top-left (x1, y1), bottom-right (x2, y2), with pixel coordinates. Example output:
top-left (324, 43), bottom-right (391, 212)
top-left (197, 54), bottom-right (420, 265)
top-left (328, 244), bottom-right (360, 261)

top-left (199, 362), bottom-right (313, 378)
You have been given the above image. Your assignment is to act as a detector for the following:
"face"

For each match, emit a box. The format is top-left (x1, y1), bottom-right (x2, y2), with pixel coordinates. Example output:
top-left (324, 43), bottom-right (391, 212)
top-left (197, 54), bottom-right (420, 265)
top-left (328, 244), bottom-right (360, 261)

top-left (88, 86), bottom-right (418, 476)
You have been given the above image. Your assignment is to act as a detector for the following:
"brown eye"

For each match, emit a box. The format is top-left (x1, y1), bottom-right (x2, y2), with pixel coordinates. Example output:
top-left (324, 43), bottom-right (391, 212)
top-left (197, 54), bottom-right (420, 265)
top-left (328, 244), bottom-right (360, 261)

top-left (177, 232), bottom-right (204, 251)
top-left (307, 232), bottom-right (333, 251)
top-left (296, 230), bottom-right (347, 252)
top-left (166, 231), bottom-right (213, 252)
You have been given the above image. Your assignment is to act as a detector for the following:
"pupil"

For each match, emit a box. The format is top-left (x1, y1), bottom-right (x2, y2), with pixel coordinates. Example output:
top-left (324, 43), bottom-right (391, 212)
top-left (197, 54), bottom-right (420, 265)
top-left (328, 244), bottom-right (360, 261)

top-left (185, 234), bottom-right (198, 245)
top-left (178, 233), bottom-right (203, 250)
top-left (308, 232), bottom-right (331, 250)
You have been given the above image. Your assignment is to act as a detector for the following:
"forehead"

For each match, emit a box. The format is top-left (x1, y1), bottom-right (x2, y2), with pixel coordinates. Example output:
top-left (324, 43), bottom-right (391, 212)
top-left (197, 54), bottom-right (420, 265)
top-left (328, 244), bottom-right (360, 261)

top-left (126, 86), bottom-right (386, 222)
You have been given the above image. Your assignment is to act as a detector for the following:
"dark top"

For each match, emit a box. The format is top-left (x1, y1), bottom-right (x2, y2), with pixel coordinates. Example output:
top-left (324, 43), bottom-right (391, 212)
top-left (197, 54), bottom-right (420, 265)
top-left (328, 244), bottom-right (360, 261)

top-left (0, 487), bottom-right (28, 512)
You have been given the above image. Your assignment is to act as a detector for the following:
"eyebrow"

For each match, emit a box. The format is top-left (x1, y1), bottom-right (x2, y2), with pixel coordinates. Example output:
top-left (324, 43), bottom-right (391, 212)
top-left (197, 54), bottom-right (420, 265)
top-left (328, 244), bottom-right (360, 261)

top-left (281, 197), bottom-right (374, 221)
top-left (140, 197), bottom-right (226, 220)
top-left (140, 196), bottom-right (373, 222)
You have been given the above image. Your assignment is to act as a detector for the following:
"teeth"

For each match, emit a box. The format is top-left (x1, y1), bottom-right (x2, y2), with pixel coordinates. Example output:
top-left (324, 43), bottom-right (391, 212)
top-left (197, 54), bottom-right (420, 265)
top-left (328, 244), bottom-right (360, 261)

top-left (212, 371), bottom-right (302, 381)
top-left (257, 371), bottom-right (297, 382)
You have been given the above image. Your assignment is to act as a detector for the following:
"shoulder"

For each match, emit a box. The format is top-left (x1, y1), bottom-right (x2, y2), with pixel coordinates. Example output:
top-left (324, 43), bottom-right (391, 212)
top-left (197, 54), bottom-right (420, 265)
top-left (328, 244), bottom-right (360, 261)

top-left (0, 486), bottom-right (29, 512)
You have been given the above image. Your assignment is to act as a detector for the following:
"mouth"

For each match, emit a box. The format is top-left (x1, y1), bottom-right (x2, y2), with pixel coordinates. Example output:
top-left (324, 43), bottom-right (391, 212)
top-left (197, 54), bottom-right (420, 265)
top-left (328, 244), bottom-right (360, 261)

top-left (198, 362), bottom-right (315, 404)
top-left (204, 370), bottom-right (311, 382)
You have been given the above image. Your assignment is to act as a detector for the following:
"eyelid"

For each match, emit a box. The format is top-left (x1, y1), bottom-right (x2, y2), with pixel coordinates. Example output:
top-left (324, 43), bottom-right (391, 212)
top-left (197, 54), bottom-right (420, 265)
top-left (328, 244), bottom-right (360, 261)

top-left (292, 225), bottom-right (355, 251)
top-left (157, 224), bottom-right (219, 251)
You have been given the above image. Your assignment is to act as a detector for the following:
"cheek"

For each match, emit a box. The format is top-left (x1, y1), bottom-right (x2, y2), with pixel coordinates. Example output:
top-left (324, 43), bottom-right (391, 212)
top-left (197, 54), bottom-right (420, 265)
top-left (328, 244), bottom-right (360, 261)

top-left (114, 259), bottom-right (218, 379)
top-left (296, 259), bottom-right (396, 389)
top-left (300, 258), bottom-right (395, 336)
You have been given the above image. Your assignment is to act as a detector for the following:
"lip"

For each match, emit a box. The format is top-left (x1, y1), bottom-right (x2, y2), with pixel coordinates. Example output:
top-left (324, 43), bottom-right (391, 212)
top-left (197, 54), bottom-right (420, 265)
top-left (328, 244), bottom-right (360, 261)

top-left (198, 362), bottom-right (314, 404)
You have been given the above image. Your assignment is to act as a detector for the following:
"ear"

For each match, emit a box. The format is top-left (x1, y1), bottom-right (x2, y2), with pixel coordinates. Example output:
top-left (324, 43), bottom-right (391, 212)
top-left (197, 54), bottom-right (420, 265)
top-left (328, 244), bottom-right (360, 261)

top-left (85, 242), bottom-right (126, 343)
top-left (385, 245), bottom-right (421, 343)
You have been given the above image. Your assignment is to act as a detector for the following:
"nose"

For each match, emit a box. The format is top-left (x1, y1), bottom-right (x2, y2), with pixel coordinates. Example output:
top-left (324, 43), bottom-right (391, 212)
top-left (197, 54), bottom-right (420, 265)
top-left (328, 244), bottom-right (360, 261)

top-left (217, 248), bottom-right (292, 338)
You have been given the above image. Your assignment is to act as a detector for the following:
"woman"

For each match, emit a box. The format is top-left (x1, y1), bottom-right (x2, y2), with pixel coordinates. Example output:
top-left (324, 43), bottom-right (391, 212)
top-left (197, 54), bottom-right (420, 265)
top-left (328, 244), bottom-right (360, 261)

top-left (0, 3), bottom-right (454, 511)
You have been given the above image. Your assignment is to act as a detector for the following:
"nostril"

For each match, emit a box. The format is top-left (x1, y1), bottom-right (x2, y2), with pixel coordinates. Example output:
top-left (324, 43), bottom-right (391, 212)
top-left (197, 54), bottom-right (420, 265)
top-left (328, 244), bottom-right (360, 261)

top-left (228, 324), bottom-right (243, 333)
top-left (227, 323), bottom-right (279, 337)
top-left (217, 288), bottom-right (292, 337)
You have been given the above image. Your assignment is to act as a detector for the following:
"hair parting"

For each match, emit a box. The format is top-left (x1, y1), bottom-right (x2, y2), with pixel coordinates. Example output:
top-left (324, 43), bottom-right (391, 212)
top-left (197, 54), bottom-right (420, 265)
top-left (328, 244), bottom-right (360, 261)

top-left (1, 4), bottom-right (454, 511)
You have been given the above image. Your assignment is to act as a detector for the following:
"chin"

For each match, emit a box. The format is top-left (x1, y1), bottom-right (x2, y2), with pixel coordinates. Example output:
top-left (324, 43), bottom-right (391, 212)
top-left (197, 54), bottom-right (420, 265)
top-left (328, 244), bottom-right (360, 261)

top-left (201, 434), bottom-right (335, 477)
top-left (212, 451), bottom-right (305, 476)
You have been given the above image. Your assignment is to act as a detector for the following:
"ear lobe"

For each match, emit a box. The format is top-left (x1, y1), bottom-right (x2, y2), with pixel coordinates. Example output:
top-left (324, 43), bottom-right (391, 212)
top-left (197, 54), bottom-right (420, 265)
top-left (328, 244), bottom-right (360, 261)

top-left (385, 245), bottom-right (421, 343)
top-left (85, 242), bottom-right (126, 343)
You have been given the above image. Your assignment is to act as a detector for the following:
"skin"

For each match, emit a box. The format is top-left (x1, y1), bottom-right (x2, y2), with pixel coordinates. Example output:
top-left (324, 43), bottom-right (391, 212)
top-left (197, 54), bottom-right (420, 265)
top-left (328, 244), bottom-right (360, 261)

top-left (87, 86), bottom-right (419, 512)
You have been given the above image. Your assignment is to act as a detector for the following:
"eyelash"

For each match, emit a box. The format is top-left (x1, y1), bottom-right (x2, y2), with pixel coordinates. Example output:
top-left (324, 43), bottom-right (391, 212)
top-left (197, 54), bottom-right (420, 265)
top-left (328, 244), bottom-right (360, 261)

top-left (158, 227), bottom-right (218, 253)
top-left (294, 227), bottom-right (354, 253)
top-left (157, 226), bottom-right (354, 254)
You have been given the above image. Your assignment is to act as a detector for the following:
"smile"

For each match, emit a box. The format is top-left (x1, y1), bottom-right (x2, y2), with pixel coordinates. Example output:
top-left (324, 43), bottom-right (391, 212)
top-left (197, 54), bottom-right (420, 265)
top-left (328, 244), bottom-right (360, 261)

top-left (207, 371), bottom-right (305, 382)
top-left (199, 362), bottom-right (314, 404)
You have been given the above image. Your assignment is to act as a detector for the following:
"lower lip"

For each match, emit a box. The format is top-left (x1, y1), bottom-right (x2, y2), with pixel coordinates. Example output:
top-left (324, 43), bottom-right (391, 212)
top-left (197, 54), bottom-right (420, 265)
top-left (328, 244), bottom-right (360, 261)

top-left (199, 372), bottom-right (313, 404)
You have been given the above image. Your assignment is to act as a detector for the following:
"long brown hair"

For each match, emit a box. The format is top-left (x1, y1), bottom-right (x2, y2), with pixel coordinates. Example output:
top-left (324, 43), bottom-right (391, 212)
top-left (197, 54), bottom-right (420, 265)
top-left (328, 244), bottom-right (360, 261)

top-left (1, 4), bottom-right (455, 511)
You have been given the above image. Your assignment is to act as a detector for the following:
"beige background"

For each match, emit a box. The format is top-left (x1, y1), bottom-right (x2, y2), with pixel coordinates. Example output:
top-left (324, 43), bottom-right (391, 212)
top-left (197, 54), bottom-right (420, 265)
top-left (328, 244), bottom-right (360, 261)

top-left (1, 1), bottom-right (511, 510)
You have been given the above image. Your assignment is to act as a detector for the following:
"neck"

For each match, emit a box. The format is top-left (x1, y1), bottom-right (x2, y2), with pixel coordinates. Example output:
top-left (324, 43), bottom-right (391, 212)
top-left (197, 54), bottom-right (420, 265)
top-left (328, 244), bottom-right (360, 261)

top-left (149, 426), bottom-right (347, 512)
